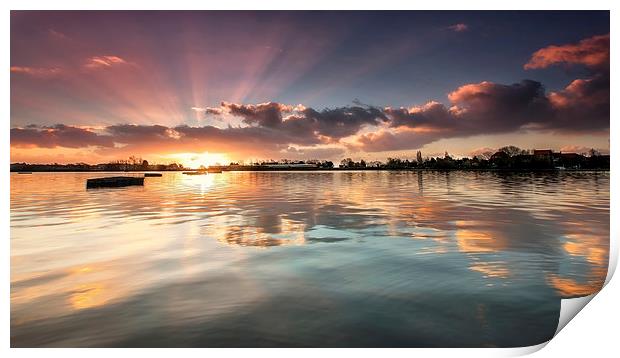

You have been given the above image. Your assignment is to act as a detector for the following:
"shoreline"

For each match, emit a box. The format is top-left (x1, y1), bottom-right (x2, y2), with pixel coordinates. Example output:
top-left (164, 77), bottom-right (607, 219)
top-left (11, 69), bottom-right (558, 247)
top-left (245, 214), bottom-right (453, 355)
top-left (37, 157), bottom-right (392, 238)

top-left (10, 168), bottom-right (610, 173)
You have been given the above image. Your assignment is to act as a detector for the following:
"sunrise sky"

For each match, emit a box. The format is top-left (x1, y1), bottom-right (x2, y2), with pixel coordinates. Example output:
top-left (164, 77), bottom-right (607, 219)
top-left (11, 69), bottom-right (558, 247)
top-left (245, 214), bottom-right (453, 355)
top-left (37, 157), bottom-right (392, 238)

top-left (10, 11), bottom-right (609, 166)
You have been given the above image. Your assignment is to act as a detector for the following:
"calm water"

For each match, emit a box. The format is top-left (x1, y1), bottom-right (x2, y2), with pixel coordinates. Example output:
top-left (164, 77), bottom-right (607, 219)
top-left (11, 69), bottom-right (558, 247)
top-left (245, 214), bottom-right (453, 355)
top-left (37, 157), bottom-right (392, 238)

top-left (10, 171), bottom-right (609, 347)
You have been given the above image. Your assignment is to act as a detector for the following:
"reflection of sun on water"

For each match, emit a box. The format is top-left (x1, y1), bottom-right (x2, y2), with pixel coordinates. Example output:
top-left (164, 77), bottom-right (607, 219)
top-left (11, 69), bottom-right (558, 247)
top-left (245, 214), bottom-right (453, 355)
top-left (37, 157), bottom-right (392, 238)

top-left (68, 266), bottom-right (109, 310)
top-left (469, 262), bottom-right (510, 279)
top-left (179, 170), bottom-right (217, 195)
top-left (70, 283), bottom-right (106, 309)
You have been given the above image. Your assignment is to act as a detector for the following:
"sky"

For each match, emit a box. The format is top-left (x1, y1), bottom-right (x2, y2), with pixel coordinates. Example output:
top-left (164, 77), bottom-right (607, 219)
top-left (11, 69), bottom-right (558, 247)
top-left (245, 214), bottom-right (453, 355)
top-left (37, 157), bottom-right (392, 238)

top-left (10, 11), bottom-right (610, 166)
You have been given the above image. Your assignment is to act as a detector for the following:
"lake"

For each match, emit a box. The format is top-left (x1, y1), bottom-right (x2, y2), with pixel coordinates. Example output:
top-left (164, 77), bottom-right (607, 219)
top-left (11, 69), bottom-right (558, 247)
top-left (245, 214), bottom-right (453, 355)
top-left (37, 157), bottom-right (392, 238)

top-left (10, 171), bottom-right (609, 347)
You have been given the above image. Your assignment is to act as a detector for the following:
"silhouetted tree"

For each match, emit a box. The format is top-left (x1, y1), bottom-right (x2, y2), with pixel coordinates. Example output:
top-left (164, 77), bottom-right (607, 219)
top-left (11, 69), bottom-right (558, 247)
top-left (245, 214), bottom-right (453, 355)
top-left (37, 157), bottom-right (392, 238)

top-left (499, 145), bottom-right (527, 157)
top-left (416, 151), bottom-right (423, 164)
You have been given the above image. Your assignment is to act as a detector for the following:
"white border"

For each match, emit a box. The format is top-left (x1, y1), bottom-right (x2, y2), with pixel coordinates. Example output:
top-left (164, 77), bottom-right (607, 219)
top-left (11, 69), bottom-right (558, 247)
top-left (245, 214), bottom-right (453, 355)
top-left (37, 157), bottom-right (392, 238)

top-left (3, 1), bottom-right (617, 357)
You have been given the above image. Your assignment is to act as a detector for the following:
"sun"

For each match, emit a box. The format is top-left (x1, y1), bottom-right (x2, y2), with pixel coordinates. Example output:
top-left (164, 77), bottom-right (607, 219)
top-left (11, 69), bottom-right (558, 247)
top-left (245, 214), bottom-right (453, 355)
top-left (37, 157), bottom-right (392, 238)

top-left (171, 152), bottom-right (230, 169)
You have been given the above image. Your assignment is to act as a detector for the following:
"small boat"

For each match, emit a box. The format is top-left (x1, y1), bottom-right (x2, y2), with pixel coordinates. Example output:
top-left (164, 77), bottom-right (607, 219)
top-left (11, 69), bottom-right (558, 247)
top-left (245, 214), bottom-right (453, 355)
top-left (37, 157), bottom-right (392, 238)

top-left (144, 173), bottom-right (163, 177)
top-left (182, 171), bottom-right (206, 175)
top-left (17, 171), bottom-right (33, 174)
top-left (86, 176), bottom-right (144, 189)
top-left (207, 168), bottom-right (222, 173)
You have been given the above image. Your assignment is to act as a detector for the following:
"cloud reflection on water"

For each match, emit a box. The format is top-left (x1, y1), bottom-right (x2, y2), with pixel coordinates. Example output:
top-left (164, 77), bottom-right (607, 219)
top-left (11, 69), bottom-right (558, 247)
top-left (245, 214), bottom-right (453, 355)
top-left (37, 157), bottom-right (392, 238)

top-left (10, 171), bottom-right (609, 347)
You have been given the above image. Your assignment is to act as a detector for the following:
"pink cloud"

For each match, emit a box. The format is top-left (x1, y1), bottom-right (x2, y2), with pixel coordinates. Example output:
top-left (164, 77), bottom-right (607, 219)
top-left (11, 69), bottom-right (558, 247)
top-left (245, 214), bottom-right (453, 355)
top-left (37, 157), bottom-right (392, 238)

top-left (549, 77), bottom-right (607, 108)
top-left (524, 34), bottom-right (609, 70)
top-left (10, 66), bottom-right (62, 78)
top-left (12, 54), bottom-right (132, 79)
top-left (448, 23), bottom-right (468, 32)
top-left (84, 55), bottom-right (128, 69)
top-left (48, 28), bottom-right (68, 40)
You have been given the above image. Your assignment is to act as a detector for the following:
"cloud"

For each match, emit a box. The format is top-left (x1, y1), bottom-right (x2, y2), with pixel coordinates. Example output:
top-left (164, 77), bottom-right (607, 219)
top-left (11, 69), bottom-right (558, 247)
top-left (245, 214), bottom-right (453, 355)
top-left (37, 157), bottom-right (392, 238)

top-left (524, 34), bottom-right (609, 70)
top-left (547, 75), bottom-right (609, 130)
top-left (354, 128), bottom-right (443, 152)
top-left (447, 80), bottom-right (554, 132)
top-left (219, 101), bottom-right (295, 128)
top-left (11, 124), bottom-right (114, 149)
top-left (199, 106), bottom-right (224, 115)
top-left (371, 80), bottom-right (553, 149)
top-left (12, 55), bottom-right (132, 79)
top-left (356, 75), bottom-right (607, 152)
top-left (84, 55), bottom-right (128, 69)
top-left (48, 28), bottom-right (68, 40)
top-left (300, 105), bottom-right (388, 139)
top-left (13, 72), bottom-right (608, 155)
top-left (10, 66), bottom-right (63, 78)
top-left (356, 34), bottom-right (609, 152)
top-left (448, 23), bottom-right (468, 32)
top-left (11, 34), bottom-right (609, 158)
top-left (526, 33), bottom-right (610, 131)
top-left (201, 101), bottom-right (388, 142)
top-left (10, 100), bottom-right (388, 157)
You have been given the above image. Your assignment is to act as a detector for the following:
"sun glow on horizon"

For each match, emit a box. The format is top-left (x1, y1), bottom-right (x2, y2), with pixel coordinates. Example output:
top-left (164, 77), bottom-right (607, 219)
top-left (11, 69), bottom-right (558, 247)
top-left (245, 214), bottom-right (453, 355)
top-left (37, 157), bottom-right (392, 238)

top-left (169, 152), bottom-right (230, 169)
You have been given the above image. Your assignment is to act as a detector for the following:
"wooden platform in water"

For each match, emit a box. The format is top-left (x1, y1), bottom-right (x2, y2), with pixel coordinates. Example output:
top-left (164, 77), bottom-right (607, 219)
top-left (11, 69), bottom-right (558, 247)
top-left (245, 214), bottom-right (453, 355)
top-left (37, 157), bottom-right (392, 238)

top-left (86, 176), bottom-right (144, 189)
top-left (182, 171), bottom-right (206, 175)
top-left (144, 173), bottom-right (163, 177)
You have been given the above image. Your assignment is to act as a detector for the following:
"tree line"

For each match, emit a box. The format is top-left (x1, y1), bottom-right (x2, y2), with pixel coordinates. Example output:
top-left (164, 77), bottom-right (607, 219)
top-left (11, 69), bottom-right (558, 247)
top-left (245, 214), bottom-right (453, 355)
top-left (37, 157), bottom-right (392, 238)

top-left (338, 146), bottom-right (609, 170)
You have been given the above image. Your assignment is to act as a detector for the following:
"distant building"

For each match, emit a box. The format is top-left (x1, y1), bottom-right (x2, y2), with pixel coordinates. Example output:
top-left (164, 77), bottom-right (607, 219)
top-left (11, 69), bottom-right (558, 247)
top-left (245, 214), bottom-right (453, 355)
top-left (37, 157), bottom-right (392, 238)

top-left (556, 152), bottom-right (584, 169)
top-left (264, 163), bottom-right (318, 169)
top-left (558, 152), bottom-right (580, 160)
top-left (533, 149), bottom-right (553, 158)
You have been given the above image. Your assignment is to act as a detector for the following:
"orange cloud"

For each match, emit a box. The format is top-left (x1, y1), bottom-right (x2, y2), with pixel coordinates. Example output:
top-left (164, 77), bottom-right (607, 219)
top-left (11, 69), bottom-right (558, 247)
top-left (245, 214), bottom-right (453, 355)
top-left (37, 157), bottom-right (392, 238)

top-left (447, 81), bottom-right (495, 102)
top-left (524, 33), bottom-right (609, 70)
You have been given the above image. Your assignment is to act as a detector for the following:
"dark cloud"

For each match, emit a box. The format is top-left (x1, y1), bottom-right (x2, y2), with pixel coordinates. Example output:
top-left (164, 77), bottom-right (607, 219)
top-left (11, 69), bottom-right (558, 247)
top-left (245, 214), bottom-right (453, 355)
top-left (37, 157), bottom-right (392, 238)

top-left (203, 102), bottom-right (388, 141)
top-left (11, 124), bottom-right (114, 149)
top-left (299, 105), bottom-right (388, 139)
top-left (446, 80), bottom-right (554, 133)
top-left (360, 80), bottom-right (555, 152)
top-left (545, 74), bottom-right (609, 131)
top-left (220, 101), bottom-right (293, 128)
